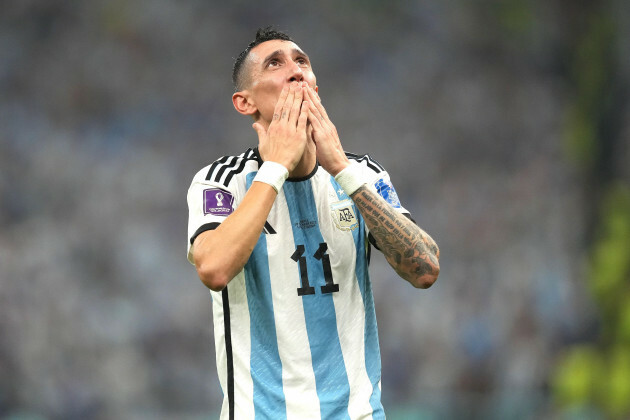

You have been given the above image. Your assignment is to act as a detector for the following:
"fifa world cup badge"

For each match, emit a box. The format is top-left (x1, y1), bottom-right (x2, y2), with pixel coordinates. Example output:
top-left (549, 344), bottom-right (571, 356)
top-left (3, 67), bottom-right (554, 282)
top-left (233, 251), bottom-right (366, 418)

top-left (203, 188), bottom-right (234, 216)
top-left (331, 199), bottom-right (359, 231)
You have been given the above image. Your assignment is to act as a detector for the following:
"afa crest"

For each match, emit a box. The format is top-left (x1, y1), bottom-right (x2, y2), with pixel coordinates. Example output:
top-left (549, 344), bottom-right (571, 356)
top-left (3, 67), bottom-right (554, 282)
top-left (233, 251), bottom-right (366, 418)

top-left (331, 199), bottom-right (358, 231)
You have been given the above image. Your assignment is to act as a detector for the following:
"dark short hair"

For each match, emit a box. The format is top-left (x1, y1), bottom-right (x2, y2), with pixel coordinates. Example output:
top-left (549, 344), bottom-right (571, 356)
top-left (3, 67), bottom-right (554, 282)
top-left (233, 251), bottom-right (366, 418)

top-left (232, 27), bottom-right (294, 91)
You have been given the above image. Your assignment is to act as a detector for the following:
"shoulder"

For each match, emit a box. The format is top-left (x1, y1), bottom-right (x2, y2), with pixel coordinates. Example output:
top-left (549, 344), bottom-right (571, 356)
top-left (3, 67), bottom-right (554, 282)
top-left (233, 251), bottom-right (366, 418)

top-left (345, 151), bottom-right (386, 176)
top-left (191, 148), bottom-right (259, 188)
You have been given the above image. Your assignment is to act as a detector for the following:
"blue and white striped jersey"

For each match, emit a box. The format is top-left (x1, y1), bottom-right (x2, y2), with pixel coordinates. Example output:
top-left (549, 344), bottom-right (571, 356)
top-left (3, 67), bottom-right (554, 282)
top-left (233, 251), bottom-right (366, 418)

top-left (187, 148), bottom-right (410, 419)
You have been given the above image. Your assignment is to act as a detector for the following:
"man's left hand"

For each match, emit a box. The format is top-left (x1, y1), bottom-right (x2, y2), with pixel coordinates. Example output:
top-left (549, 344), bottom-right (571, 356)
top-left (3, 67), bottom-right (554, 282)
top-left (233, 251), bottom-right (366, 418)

top-left (305, 86), bottom-right (350, 176)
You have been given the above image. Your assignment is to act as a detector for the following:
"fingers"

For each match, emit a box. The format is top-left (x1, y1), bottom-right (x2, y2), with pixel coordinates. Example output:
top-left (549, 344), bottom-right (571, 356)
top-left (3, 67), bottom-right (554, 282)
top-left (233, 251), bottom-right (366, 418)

top-left (307, 107), bottom-right (323, 132)
top-left (272, 84), bottom-right (291, 122)
top-left (297, 101), bottom-right (309, 132)
top-left (289, 83), bottom-right (305, 125)
top-left (272, 82), bottom-right (310, 128)
top-left (272, 82), bottom-right (307, 125)
top-left (305, 87), bottom-right (326, 131)
top-left (305, 85), bottom-right (329, 122)
top-left (279, 83), bottom-right (296, 122)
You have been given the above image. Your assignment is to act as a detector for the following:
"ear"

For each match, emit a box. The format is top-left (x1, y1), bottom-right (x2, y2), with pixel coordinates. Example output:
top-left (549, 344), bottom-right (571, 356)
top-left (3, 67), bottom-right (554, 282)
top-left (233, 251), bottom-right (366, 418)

top-left (232, 91), bottom-right (258, 116)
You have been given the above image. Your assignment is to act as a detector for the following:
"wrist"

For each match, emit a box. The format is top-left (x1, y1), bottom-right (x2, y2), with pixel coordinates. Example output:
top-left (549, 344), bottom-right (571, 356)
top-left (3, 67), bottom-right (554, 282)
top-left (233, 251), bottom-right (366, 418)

top-left (330, 161), bottom-right (350, 177)
top-left (254, 161), bottom-right (289, 193)
top-left (334, 162), bottom-right (366, 196)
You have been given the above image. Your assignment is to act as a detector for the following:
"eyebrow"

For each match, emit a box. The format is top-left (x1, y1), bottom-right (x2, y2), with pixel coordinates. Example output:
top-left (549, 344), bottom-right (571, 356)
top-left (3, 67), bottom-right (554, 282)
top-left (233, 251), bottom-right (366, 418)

top-left (261, 48), bottom-right (310, 67)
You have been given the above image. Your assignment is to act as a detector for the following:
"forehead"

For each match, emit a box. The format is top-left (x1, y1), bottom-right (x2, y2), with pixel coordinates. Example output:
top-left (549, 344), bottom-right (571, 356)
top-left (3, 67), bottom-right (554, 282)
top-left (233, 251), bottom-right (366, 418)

top-left (248, 39), bottom-right (305, 64)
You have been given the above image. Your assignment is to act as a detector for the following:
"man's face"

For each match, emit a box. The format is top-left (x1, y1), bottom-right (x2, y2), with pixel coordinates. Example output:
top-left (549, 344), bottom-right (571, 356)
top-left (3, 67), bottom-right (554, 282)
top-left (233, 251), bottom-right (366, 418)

top-left (243, 39), bottom-right (317, 124)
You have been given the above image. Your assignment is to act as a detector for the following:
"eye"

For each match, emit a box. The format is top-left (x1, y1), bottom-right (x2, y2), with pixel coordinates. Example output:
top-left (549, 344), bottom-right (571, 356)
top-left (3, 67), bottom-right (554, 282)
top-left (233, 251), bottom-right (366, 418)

top-left (296, 57), bottom-right (309, 66)
top-left (267, 59), bottom-right (281, 67)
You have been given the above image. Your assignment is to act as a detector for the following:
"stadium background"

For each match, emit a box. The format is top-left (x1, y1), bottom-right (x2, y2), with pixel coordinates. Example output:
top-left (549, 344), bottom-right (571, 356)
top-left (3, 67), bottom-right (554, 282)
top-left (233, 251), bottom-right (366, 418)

top-left (1, 0), bottom-right (629, 418)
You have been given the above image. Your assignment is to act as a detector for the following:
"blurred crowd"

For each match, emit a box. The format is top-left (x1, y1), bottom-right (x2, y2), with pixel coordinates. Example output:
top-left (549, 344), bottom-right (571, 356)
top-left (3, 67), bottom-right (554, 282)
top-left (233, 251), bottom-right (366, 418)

top-left (1, 1), bottom-right (629, 419)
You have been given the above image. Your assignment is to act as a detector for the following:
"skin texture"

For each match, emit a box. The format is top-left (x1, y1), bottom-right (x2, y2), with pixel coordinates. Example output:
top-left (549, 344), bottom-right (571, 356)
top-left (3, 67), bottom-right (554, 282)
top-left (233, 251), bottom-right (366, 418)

top-left (232, 40), bottom-right (320, 178)
top-left (351, 186), bottom-right (440, 288)
top-left (193, 39), bottom-right (439, 291)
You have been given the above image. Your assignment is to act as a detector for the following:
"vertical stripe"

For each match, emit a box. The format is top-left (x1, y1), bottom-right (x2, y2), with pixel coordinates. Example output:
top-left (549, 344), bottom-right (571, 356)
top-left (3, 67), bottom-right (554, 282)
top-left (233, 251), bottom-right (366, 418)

top-left (221, 288), bottom-right (235, 420)
top-left (244, 172), bottom-right (287, 419)
top-left (324, 180), bottom-right (373, 418)
top-left (284, 180), bottom-right (351, 420)
top-left (264, 191), bottom-right (320, 417)
top-left (331, 177), bottom-right (385, 418)
top-left (213, 274), bottom-right (254, 419)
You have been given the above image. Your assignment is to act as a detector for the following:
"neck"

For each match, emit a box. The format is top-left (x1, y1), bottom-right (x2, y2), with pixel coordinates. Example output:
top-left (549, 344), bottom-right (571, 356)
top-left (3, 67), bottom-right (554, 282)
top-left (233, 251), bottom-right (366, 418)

top-left (289, 143), bottom-right (317, 179)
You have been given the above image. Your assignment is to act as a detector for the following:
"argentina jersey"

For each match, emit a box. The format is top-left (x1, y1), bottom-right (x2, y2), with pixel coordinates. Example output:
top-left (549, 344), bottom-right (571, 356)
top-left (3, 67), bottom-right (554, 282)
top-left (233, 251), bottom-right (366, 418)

top-left (187, 148), bottom-right (411, 420)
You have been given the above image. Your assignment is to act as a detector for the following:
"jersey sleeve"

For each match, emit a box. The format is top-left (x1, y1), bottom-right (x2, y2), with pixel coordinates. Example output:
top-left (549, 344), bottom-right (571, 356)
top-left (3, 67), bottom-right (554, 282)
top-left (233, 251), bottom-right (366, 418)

top-left (186, 167), bottom-right (240, 264)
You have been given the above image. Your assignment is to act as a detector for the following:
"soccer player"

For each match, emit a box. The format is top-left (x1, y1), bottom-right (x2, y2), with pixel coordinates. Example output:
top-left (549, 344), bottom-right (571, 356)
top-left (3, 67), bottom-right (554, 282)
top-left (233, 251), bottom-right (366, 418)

top-left (187, 27), bottom-right (440, 419)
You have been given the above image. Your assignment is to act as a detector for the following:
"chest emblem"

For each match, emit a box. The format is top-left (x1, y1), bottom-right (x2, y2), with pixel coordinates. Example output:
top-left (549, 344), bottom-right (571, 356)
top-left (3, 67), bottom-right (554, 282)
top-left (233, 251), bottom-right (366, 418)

top-left (331, 199), bottom-right (359, 231)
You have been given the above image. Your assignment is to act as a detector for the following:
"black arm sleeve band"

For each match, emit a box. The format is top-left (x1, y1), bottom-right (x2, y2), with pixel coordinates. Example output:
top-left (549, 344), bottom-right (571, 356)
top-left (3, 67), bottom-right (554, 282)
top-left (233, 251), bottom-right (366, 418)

top-left (190, 222), bottom-right (221, 245)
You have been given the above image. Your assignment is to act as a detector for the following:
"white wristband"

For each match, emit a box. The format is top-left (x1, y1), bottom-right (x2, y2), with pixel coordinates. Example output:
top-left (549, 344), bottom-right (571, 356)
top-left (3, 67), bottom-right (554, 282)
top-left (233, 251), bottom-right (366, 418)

top-left (254, 161), bottom-right (289, 193)
top-left (335, 163), bottom-right (366, 196)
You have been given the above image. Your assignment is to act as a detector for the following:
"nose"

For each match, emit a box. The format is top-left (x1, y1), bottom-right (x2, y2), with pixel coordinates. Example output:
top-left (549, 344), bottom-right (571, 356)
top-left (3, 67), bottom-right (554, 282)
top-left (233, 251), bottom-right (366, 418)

top-left (287, 61), bottom-right (304, 83)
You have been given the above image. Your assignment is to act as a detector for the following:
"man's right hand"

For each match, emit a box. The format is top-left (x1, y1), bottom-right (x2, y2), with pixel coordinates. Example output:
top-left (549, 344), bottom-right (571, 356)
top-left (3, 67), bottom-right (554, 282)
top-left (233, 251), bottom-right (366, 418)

top-left (253, 81), bottom-right (309, 172)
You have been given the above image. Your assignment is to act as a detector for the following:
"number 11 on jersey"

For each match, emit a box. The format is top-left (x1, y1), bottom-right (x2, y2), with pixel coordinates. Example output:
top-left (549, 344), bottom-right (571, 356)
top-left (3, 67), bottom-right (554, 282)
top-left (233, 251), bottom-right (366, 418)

top-left (291, 243), bottom-right (339, 297)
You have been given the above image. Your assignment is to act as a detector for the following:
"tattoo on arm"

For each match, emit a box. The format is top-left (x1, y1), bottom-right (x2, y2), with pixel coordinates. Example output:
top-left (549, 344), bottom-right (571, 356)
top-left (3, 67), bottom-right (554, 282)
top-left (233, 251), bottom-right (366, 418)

top-left (351, 185), bottom-right (440, 282)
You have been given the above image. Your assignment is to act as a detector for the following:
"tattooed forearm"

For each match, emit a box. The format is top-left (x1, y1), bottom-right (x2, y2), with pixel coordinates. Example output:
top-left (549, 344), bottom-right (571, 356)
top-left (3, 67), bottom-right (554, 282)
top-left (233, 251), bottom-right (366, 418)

top-left (351, 185), bottom-right (440, 288)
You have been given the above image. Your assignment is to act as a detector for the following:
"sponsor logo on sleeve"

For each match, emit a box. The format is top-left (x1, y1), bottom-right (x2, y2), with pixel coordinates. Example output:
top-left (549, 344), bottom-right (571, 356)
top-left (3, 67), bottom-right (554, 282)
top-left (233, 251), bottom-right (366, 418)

top-left (331, 199), bottom-right (359, 231)
top-left (374, 178), bottom-right (401, 208)
top-left (203, 188), bottom-right (234, 216)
